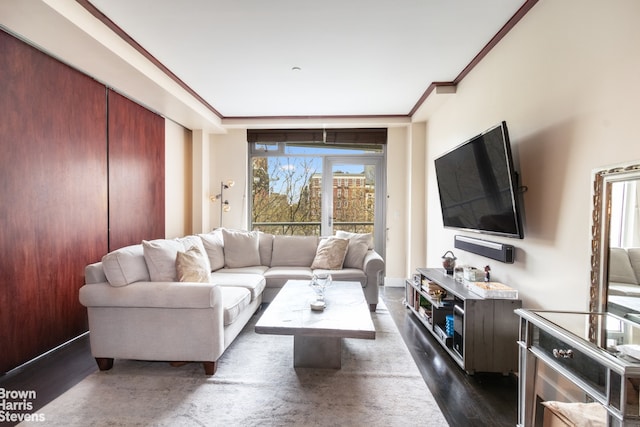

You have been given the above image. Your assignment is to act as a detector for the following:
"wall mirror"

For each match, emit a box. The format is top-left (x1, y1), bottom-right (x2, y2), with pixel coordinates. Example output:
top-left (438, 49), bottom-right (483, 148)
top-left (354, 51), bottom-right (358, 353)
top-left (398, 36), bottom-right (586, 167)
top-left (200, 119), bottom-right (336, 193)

top-left (590, 163), bottom-right (640, 328)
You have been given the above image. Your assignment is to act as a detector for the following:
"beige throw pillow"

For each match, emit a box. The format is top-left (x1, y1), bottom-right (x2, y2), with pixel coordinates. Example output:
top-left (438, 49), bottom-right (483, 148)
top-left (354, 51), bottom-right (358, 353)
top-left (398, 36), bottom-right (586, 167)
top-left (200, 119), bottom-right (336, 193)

top-left (342, 241), bottom-right (369, 269)
top-left (222, 229), bottom-right (261, 268)
top-left (311, 237), bottom-right (349, 270)
top-left (199, 229), bottom-right (225, 271)
top-left (335, 230), bottom-right (374, 249)
top-left (176, 245), bottom-right (211, 283)
top-left (142, 236), bottom-right (211, 282)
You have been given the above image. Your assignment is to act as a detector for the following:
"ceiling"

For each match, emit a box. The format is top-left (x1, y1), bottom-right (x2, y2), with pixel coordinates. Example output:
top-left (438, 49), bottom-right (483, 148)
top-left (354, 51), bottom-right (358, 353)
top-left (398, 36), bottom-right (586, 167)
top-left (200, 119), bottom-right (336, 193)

top-left (83, 0), bottom-right (531, 119)
top-left (0, 0), bottom-right (535, 130)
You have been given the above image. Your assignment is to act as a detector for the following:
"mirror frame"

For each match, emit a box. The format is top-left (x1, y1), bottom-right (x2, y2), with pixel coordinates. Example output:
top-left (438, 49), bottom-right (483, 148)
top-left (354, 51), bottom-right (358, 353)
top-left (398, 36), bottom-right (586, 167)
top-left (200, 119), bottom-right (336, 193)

top-left (589, 162), bottom-right (640, 341)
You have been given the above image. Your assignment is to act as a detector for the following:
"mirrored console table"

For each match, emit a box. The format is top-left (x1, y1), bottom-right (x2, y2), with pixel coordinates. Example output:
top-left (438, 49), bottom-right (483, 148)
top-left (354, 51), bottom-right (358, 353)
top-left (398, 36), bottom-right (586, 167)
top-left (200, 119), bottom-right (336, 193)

top-left (516, 309), bottom-right (640, 426)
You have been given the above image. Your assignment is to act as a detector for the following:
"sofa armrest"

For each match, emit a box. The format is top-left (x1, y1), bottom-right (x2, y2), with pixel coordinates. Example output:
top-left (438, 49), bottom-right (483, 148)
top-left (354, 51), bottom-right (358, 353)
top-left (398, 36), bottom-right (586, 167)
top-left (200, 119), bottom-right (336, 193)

top-left (79, 281), bottom-right (223, 310)
top-left (85, 262), bottom-right (107, 284)
top-left (363, 250), bottom-right (384, 287)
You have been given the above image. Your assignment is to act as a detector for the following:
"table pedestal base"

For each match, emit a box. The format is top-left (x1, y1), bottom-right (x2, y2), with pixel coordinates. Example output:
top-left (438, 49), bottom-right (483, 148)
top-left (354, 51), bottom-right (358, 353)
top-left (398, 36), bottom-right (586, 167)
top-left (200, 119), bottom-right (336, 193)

top-left (294, 336), bottom-right (342, 369)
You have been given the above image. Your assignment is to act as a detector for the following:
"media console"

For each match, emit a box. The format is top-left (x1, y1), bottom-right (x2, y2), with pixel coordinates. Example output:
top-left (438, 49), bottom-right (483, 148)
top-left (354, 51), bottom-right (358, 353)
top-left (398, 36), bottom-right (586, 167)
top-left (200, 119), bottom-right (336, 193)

top-left (404, 268), bottom-right (522, 374)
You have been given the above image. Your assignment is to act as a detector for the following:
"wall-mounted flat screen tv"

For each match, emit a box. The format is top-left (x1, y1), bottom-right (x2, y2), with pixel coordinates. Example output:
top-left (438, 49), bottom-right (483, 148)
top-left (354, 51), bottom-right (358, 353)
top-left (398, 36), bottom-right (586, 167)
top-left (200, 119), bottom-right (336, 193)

top-left (434, 121), bottom-right (524, 239)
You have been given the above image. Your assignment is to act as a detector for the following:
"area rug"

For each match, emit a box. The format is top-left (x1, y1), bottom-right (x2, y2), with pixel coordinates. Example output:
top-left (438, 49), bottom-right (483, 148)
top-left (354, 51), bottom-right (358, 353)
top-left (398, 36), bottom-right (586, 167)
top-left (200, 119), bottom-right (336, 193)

top-left (21, 302), bottom-right (448, 426)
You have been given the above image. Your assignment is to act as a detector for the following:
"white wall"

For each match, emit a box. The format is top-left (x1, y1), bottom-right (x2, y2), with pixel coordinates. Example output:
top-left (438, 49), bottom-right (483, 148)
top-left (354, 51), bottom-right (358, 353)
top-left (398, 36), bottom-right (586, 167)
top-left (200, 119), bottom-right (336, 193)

top-left (164, 120), bottom-right (192, 238)
top-left (384, 126), bottom-right (409, 285)
top-left (416, 0), bottom-right (640, 310)
top-left (210, 129), bottom-right (249, 231)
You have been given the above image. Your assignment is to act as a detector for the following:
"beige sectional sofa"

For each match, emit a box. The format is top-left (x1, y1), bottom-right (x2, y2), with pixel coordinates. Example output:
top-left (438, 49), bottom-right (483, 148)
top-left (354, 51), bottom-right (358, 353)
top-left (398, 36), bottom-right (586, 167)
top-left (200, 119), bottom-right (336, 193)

top-left (79, 229), bottom-right (384, 375)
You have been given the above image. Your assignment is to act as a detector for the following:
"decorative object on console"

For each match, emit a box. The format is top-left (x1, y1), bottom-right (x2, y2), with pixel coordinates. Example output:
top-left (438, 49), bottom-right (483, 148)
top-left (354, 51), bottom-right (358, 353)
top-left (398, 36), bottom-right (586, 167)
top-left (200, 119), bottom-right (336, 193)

top-left (463, 266), bottom-right (483, 282)
top-left (467, 281), bottom-right (518, 299)
top-left (441, 250), bottom-right (457, 274)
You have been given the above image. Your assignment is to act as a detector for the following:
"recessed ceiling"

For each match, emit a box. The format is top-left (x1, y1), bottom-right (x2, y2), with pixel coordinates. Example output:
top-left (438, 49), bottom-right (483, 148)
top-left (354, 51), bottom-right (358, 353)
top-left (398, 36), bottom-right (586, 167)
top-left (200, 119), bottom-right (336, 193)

top-left (85, 0), bottom-right (531, 118)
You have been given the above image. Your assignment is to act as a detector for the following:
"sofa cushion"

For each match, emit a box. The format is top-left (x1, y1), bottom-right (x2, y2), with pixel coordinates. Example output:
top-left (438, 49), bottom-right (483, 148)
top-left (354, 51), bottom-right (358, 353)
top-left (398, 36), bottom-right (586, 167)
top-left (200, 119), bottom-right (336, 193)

top-left (336, 230), bottom-right (374, 249)
top-left (310, 237), bottom-right (349, 269)
top-left (312, 268), bottom-right (366, 286)
top-left (342, 241), bottom-right (369, 269)
top-left (609, 247), bottom-right (638, 284)
top-left (628, 248), bottom-right (640, 284)
top-left (199, 230), bottom-right (225, 271)
top-left (222, 229), bottom-right (261, 268)
top-left (210, 272), bottom-right (266, 301)
top-left (176, 246), bottom-right (211, 283)
top-left (218, 266), bottom-right (269, 275)
top-left (143, 236), bottom-right (207, 282)
top-left (264, 266), bottom-right (314, 288)
top-left (271, 235), bottom-right (318, 267)
top-left (219, 286), bottom-right (251, 326)
top-left (102, 244), bottom-right (150, 287)
top-left (258, 232), bottom-right (274, 266)
top-left (79, 282), bottom-right (221, 309)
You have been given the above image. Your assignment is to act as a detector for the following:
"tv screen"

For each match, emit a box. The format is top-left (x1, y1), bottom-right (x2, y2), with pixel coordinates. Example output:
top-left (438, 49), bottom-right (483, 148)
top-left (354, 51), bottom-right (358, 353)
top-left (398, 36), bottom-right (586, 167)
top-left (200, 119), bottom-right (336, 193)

top-left (434, 121), bottom-right (524, 239)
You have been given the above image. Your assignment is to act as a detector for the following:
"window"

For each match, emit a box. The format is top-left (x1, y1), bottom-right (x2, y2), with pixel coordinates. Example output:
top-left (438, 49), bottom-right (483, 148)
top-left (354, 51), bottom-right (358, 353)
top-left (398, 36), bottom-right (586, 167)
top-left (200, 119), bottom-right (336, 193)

top-left (248, 129), bottom-right (386, 240)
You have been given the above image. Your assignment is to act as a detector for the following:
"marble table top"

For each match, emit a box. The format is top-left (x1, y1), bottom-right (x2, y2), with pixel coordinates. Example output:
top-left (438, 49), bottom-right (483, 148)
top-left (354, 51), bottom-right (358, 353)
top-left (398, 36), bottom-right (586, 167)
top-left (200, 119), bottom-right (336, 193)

top-left (255, 280), bottom-right (375, 340)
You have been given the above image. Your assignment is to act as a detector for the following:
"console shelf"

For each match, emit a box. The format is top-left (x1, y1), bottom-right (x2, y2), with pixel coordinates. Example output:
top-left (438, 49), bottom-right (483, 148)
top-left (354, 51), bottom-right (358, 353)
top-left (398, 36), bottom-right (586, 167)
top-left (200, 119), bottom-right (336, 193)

top-left (405, 268), bottom-right (522, 374)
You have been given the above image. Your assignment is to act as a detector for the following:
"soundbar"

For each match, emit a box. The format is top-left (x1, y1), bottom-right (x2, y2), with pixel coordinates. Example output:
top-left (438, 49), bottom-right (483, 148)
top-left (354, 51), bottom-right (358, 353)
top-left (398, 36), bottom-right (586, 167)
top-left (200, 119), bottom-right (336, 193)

top-left (454, 235), bottom-right (515, 263)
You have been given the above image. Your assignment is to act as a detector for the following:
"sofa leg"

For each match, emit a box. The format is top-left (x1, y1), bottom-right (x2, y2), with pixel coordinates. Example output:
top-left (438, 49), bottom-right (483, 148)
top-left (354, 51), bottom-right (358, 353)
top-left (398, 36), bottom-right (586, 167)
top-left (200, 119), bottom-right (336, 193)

top-left (369, 303), bottom-right (377, 312)
top-left (202, 361), bottom-right (217, 375)
top-left (95, 357), bottom-right (114, 371)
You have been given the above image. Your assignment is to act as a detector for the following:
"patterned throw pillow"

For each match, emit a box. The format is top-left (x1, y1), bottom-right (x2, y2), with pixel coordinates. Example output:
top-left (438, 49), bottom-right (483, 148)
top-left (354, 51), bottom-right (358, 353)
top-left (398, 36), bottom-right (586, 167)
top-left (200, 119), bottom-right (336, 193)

top-left (176, 245), bottom-right (211, 283)
top-left (310, 237), bottom-right (349, 270)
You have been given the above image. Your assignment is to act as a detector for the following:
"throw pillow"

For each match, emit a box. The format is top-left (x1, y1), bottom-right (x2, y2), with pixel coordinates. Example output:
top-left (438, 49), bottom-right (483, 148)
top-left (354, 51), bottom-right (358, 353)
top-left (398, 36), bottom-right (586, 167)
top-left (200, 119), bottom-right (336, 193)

top-left (176, 245), bottom-right (211, 283)
top-left (335, 230), bottom-right (374, 249)
top-left (311, 237), bottom-right (349, 270)
top-left (142, 236), bottom-right (211, 282)
top-left (142, 239), bottom-right (184, 281)
top-left (199, 229), bottom-right (225, 271)
top-left (609, 247), bottom-right (638, 284)
top-left (342, 241), bottom-right (369, 269)
top-left (222, 229), bottom-right (261, 268)
top-left (101, 244), bottom-right (150, 287)
top-left (270, 235), bottom-right (319, 267)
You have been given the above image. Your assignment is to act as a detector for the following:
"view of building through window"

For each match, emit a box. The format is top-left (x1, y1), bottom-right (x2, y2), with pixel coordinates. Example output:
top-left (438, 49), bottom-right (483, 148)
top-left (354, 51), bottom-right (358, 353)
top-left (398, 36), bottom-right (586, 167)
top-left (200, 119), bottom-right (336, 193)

top-left (250, 143), bottom-right (383, 237)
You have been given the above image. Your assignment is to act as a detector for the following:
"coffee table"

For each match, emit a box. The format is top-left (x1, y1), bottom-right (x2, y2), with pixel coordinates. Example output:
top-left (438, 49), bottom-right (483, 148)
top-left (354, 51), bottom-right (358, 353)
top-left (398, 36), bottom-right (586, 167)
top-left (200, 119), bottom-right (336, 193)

top-left (255, 280), bottom-right (376, 368)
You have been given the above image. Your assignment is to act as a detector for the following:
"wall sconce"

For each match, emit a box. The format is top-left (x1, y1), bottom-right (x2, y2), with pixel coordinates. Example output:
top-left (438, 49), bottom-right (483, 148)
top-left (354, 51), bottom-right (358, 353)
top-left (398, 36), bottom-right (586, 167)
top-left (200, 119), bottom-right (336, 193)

top-left (209, 180), bottom-right (234, 227)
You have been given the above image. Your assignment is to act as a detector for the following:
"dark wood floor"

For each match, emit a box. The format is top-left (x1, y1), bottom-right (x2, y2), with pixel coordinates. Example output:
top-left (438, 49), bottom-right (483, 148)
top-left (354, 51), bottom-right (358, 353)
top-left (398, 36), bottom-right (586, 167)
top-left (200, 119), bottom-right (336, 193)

top-left (381, 286), bottom-right (518, 427)
top-left (0, 286), bottom-right (517, 427)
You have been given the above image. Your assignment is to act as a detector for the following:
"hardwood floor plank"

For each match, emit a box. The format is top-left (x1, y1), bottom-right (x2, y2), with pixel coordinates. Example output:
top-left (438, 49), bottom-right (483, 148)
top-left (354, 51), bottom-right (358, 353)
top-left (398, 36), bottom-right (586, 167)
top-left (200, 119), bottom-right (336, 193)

top-left (381, 286), bottom-right (517, 427)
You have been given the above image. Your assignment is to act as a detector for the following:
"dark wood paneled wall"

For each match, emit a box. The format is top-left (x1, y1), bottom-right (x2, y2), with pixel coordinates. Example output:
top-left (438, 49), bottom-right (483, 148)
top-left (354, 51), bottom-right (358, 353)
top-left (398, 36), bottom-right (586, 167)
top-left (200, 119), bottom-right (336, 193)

top-left (0, 30), bottom-right (108, 373)
top-left (0, 30), bottom-right (166, 373)
top-left (108, 90), bottom-right (165, 250)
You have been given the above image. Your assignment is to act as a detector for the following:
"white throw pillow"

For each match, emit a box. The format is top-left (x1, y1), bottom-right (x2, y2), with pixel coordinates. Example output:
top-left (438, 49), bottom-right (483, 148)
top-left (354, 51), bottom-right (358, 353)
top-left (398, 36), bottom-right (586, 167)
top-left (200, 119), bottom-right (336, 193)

top-left (222, 229), bottom-right (261, 268)
top-left (199, 229), bottom-right (225, 271)
top-left (101, 244), bottom-right (150, 287)
top-left (335, 230), bottom-right (374, 249)
top-left (143, 236), bottom-right (211, 282)
top-left (271, 235), bottom-right (319, 267)
top-left (342, 241), bottom-right (369, 269)
top-left (609, 247), bottom-right (638, 284)
top-left (311, 237), bottom-right (349, 270)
